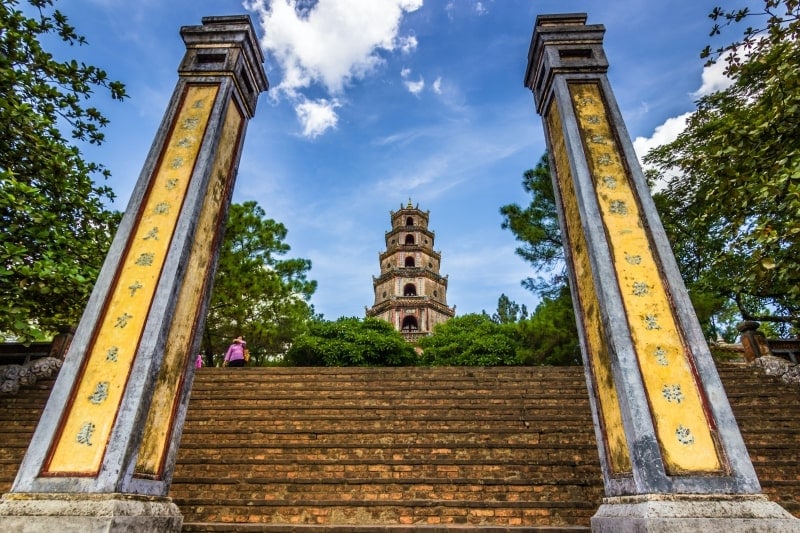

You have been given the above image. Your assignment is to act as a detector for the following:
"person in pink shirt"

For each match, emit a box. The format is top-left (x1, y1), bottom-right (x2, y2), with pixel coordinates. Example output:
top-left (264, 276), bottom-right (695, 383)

top-left (223, 336), bottom-right (246, 367)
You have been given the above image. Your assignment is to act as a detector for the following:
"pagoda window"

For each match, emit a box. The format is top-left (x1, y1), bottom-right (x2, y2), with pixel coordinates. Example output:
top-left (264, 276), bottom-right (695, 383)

top-left (405, 235), bottom-right (415, 245)
top-left (404, 256), bottom-right (415, 267)
top-left (404, 283), bottom-right (417, 296)
top-left (406, 216), bottom-right (414, 226)
top-left (402, 316), bottom-right (419, 331)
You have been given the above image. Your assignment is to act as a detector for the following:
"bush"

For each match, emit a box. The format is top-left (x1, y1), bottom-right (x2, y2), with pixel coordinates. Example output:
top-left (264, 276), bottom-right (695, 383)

top-left (418, 314), bottom-right (523, 366)
top-left (285, 317), bottom-right (417, 366)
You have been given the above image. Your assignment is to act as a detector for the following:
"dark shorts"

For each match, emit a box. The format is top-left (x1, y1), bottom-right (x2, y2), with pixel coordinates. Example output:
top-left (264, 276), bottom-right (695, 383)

top-left (228, 359), bottom-right (245, 367)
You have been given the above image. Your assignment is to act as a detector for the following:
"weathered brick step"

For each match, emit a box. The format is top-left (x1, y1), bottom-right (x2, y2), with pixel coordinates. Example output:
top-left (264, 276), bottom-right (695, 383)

top-left (182, 521), bottom-right (591, 533)
top-left (179, 425), bottom-right (588, 439)
top-left (178, 430), bottom-right (595, 448)
top-left (170, 481), bottom-right (602, 504)
top-left (188, 394), bottom-right (591, 406)
top-left (191, 375), bottom-right (591, 386)
top-left (171, 463), bottom-right (601, 483)
top-left (196, 367), bottom-right (588, 378)
top-left (175, 442), bottom-right (599, 459)
top-left (191, 374), bottom-right (591, 385)
top-left (191, 381), bottom-right (588, 395)
top-left (181, 423), bottom-right (594, 446)
top-left (172, 460), bottom-right (600, 478)
top-left (182, 410), bottom-right (591, 422)
top-left (726, 398), bottom-right (800, 409)
top-left (189, 389), bottom-right (591, 402)
top-left (175, 498), bottom-right (598, 527)
top-left (190, 393), bottom-right (589, 404)
top-left (186, 405), bottom-right (591, 425)
top-left (178, 431), bottom-right (596, 449)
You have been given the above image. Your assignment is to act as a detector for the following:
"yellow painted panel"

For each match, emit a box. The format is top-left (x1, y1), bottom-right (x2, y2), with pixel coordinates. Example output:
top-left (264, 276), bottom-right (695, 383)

top-left (546, 99), bottom-right (632, 474)
top-left (135, 99), bottom-right (243, 477)
top-left (45, 85), bottom-right (220, 475)
top-left (568, 82), bottom-right (722, 474)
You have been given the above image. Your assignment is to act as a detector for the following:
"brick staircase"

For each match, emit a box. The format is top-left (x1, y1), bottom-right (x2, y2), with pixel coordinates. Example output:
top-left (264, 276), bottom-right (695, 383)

top-left (0, 363), bottom-right (798, 531)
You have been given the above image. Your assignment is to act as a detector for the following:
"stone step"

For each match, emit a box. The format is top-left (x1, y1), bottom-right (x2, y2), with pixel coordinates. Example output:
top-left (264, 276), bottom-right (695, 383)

top-left (183, 522), bottom-right (591, 533)
top-left (175, 499), bottom-right (598, 528)
top-left (175, 444), bottom-right (600, 463)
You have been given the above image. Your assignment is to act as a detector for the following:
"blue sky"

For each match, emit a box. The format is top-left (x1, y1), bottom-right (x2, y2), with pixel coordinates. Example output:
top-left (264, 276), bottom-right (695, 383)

top-left (48, 0), bottom-right (749, 320)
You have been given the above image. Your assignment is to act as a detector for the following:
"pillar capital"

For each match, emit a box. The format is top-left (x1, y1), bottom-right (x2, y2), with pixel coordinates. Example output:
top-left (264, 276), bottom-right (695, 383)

top-left (179, 15), bottom-right (269, 117)
top-left (524, 13), bottom-right (607, 114)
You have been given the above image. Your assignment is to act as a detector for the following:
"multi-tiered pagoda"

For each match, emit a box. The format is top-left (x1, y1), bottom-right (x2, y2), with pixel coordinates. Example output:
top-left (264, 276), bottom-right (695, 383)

top-left (366, 201), bottom-right (455, 341)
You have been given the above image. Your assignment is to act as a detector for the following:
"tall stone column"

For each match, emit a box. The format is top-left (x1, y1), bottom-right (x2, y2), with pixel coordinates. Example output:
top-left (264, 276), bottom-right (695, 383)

top-left (0, 15), bottom-right (267, 532)
top-left (524, 14), bottom-right (798, 531)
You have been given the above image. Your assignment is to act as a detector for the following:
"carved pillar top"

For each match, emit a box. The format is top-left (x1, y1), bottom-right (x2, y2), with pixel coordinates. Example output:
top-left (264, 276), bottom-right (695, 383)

top-left (524, 13), bottom-right (607, 114)
top-left (180, 15), bottom-right (269, 117)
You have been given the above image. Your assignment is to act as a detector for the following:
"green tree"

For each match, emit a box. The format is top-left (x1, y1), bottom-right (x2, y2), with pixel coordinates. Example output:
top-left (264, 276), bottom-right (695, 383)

top-left (0, 0), bottom-right (127, 341)
top-left (418, 313), bottom-right (522, 366)
top-left (285, 317), bottom-right (417, 367)
top-left (492, 293), bottom-right (528, 324)
top-left (645, 0), bottom-right (800, 333)
top-left (500, 156), bottom-right (580, 363)
top-left (203, 201), bottom-right (316, 365)
top-left (499, 155), bottom-right (565, 297)
top-left (516, 286), bottom-right (581, 366)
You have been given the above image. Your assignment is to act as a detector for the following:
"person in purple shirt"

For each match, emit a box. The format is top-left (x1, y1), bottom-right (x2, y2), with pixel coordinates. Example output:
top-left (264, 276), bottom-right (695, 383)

top-left (223, 336), bottom-right (246, 367)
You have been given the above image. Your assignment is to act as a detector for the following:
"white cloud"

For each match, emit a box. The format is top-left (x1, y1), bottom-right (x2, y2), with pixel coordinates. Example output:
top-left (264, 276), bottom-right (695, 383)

top-left (404, 78), bottom-right (425, 95)
top-left (397, 34), bottom-right (418, 54)
top-left (296, 98), bottom-right (341, 138)
top-left (244, 0), bottom-right (422, 137)
top-left (692, 56), bottom-right (733, 98)
top-left (432, 76), bottom-right (442, 94)
top-left (632, 112), bottom-right (691, 165)
top-left (474, 2), bottom-right (487, 15)
top-left (631, 53), bottom-right (734, 189)
top-left (400, 67), bottom-right (424, 95)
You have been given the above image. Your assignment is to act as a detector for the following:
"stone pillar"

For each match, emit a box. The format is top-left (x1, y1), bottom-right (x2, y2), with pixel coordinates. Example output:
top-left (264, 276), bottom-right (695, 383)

top-left (0, 15), bottom-right (267, 532)
top-left (524, 14), bottom-right (798, 531)
top-left (737, 320), bottom-right (769, 362)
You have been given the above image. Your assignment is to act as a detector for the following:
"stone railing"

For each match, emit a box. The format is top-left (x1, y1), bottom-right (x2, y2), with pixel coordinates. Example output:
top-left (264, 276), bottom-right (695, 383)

top-left (737, 321), bottom-right (800, 386)
top-left (0, 357), bottom-right (63, 394)
top-left (751, 355), bottom-right (800, 386)
top-left (0, 330), bottom-right (72, 395)
top-left (401, 331), bottom-right (429, 343)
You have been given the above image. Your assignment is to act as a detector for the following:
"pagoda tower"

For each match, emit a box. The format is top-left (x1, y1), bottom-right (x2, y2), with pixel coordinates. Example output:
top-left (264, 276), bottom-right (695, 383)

top-left (367, 200), bottom-right (455, 341)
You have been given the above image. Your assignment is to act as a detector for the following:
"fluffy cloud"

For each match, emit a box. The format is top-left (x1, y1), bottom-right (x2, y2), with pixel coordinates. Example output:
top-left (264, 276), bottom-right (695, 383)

top-left (245, 0), bottom-right (422, 137)
top-left (692, 54), bottom-right (734, 98)
top-left (296, 98), bottom-right (341, 138)
top-left (633, 55), bottom-right (734, 178)
top-left (632, 112), bottom-right (691, 165)
top-left (401, 67), bottom-right (425, 96)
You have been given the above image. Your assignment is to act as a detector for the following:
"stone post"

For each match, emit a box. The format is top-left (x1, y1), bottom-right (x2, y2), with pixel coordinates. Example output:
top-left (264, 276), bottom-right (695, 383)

top-left (737, 321), bottom-right (769, 362)
top-left (0, 15), bottom-right (267, 532)
top-left (524, 14), bottom-right (798, 531)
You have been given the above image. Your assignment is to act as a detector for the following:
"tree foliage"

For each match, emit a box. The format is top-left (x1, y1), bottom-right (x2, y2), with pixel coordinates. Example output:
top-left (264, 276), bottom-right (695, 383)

top-left (499, 156), bottom-right (580, 364)
top-left (516, 286), bottom-right (581, 366)
top-left (646, 0), bottom-right (800, 332)
top-left (285, 317), bottom-right (417, 367)
top-left (203, 201), bottom-right (316, 364)
top-left (0, 0), bottom-right (127, 341)
top-left (499, 155), bottom-right (565, 297)
top-left (418, 313), bottom-right (523, 366)
top-left (492, 293), bottom-right (528, 324)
